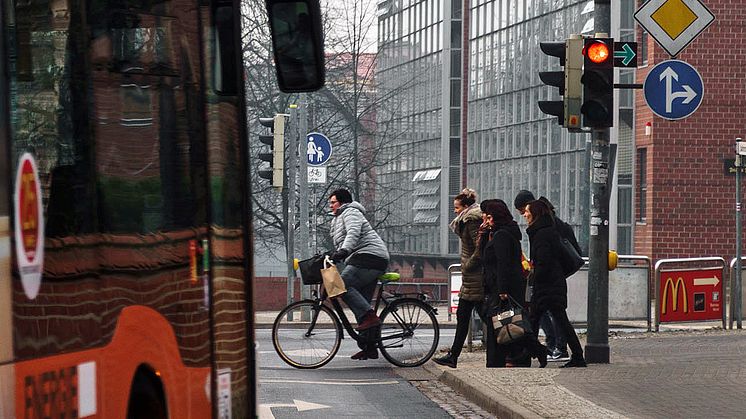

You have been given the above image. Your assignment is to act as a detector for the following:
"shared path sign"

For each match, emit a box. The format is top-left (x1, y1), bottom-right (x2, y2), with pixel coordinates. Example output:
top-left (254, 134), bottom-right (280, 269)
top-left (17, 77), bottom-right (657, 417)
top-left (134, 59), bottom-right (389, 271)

top-left (306, 132), bottom-right (332, 166)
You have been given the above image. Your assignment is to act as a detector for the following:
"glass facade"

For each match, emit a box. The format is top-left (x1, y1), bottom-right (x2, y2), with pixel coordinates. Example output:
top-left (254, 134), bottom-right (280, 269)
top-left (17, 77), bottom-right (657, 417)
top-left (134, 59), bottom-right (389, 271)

top-left (467, 0), bottom-right (591, 254)
top-left (376, 0), bottom-right (452, 255)
top-left (376, 0), bottom-right (637, 257)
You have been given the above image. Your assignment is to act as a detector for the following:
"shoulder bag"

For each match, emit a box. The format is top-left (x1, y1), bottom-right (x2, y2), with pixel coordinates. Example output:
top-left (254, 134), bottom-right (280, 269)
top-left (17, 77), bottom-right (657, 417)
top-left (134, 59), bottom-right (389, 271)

top-left (491, 296), bottom-right (533, 345)
top-left (558, 237), bottom-right (585, 278)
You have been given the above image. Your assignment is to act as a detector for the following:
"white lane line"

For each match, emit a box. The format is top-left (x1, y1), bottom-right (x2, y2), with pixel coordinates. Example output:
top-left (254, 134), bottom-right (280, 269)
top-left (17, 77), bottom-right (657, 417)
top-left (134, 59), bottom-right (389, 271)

top-left (261, 379), bottom-right (399, 385)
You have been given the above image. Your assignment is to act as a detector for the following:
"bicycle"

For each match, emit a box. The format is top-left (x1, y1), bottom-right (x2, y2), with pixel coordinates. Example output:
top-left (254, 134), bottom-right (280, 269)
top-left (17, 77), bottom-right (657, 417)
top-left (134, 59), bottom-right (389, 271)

top-left (272, 272), bottom-right (440, 369)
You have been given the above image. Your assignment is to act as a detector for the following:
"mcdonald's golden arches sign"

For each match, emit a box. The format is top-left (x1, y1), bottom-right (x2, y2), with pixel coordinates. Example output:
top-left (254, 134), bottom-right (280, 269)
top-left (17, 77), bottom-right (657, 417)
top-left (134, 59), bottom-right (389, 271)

top-left (659, 268), bottom-right (722, 323)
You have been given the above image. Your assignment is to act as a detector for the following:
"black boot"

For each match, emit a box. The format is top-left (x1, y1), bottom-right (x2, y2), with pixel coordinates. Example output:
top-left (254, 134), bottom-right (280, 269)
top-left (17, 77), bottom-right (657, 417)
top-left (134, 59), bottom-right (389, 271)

top-left (351, 348), bottom-right (378, 360)
top-left (560, 356), bottom-right (587, 368)
top-left (537, 345), bottom-right (548, 368)
top-left (432, 352), bottom-right (457, 368)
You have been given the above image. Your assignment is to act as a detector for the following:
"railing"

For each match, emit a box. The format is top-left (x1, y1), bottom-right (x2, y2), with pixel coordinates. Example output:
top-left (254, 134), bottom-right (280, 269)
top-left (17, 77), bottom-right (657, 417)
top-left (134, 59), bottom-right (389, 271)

top-left (391, 281), bottom-right (448, 303)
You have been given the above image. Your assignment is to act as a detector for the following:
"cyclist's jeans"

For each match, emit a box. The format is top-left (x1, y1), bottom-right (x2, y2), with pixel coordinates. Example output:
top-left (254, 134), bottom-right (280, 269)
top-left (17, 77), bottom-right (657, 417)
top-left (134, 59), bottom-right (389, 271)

top-left (339, 264), bottom-right (384, 322)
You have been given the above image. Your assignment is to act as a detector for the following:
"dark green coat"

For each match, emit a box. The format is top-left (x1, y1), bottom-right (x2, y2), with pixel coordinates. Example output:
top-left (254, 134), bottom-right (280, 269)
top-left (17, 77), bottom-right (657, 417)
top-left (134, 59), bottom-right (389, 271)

top-left (453, 205), bottom-right (484, 301)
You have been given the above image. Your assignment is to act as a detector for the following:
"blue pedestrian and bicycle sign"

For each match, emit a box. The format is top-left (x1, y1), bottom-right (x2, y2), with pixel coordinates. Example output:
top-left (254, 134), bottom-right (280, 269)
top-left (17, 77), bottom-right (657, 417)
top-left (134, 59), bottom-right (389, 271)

top-left (643, 59), bottom-right (704, 120)
top-left (306, 132), bottom-right (332, 166)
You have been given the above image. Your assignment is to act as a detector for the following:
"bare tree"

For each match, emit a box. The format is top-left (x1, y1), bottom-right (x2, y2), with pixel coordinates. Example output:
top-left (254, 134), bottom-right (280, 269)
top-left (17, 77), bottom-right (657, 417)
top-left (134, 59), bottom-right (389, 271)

top-left (242, 0), bottom-right (430, 259)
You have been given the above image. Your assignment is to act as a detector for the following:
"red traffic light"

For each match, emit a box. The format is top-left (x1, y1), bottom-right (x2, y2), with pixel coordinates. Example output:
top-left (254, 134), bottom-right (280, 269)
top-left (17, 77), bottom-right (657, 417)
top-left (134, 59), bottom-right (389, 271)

top-left (584, 41), bottom-right (610, 64)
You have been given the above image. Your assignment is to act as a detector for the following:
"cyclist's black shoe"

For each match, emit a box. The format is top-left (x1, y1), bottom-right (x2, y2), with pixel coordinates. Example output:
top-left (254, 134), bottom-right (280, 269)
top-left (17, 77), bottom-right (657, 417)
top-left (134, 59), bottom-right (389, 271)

top-left (356, 311), bottom-right (382, 331)
top-left (351, 349), bottom-right (378, 360)
top-left (433, 352), bottom-right (457, 368)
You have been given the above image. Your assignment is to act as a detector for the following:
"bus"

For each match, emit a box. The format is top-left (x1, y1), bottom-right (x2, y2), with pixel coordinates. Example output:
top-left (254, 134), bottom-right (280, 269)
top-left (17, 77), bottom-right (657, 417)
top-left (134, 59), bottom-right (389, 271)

top-left (0, 0), bottom-right (323, 416)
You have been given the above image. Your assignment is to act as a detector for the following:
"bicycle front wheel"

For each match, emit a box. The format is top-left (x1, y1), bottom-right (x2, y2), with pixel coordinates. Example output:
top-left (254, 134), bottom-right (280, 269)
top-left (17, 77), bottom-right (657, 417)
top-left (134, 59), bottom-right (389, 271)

top-left (378, 299), bottom-right (439, 367)
top-left (272, 300), bottom-right (342, 369)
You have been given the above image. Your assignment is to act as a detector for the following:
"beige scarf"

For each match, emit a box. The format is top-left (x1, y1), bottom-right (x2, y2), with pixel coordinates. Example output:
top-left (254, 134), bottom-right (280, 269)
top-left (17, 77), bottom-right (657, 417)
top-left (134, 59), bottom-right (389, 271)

top-left (449, 203), bottom-right (479, 233)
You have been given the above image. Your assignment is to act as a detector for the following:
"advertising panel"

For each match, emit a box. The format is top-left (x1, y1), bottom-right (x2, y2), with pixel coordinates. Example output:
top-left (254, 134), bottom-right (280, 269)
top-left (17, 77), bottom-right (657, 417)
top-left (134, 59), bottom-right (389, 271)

top-left (659, 268), bottom-right (722, 323)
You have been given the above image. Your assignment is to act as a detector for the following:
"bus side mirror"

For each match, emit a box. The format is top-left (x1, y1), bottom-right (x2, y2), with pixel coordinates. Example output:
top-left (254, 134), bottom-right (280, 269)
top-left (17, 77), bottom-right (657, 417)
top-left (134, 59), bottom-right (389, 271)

top-left (266, 0), bottom-right (325, 93)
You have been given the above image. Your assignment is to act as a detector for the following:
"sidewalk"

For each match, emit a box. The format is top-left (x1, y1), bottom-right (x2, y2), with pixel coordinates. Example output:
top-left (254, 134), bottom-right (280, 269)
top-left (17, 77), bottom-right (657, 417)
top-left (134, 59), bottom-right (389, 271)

top-left (424, 327), bottom-right (746, 418)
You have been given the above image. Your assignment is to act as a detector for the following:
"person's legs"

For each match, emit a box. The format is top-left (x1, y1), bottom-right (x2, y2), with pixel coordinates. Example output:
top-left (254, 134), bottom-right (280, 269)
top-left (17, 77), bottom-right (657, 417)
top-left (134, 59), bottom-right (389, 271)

top-left (339, 264), bottom-right (383, 322)
top-left (525, 303), bottom-right (548, 367)
top-left (339, 264), bottom-right (384, 360)
top-left (549, 310), bottom-right (568, 356)
top-left (548, 308), bottom-right (586, 367)
top-left (433, 299), bottom-right (475, 368)
top-left (451, 299), bottom-right (476, 358)
top-left (540, 311), bottom-right (556, 349)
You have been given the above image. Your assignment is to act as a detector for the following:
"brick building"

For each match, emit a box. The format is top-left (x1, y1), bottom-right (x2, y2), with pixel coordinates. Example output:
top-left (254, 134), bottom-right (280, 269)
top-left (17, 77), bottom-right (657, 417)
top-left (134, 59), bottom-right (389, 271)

top-left (634, 1), bottom-right (746, 261)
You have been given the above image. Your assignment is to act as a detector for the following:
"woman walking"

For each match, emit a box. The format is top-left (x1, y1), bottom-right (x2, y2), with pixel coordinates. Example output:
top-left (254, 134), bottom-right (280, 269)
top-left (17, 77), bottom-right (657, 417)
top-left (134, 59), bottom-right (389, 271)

top-left (479, 199), bottom-right (546, 368)
top-left (524, 199), bottom-right (587, 368)
top-left (433, 189), bottom-right (483, 368)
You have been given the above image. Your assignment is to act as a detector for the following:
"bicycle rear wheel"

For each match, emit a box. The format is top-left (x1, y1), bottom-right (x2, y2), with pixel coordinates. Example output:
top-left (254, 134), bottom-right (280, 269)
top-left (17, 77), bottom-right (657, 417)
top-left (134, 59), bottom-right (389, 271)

top-left (378, 298), bottom-right (439, 367)
top-left (272, 300), bottom-right (342, 369)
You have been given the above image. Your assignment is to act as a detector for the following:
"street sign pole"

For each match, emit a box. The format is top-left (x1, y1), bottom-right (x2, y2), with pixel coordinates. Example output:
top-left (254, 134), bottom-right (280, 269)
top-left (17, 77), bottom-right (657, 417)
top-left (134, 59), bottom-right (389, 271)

top-left (586, 0), bottom-right (611, 364)
top-left (286, 104), bottom-right (298, 307)
top-left (299, 96), bottom-right (310, 303)
top-left (736, 138), bottom-right (743, 329)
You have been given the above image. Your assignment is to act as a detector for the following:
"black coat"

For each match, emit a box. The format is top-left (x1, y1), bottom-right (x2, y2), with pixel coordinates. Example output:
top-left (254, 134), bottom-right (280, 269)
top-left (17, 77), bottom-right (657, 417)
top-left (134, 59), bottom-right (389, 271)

top-left (526, 213), bottom-right (568, 310)
top-left (480, 222), bottom-right (525, 302)
top-left (537, 196), bottom-right (582, 255)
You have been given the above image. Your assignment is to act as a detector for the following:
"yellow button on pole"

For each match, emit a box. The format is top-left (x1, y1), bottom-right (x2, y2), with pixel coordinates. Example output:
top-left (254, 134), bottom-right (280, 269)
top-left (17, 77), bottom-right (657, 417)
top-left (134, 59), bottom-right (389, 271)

top-left (608, 251), bottom-right (618, 271)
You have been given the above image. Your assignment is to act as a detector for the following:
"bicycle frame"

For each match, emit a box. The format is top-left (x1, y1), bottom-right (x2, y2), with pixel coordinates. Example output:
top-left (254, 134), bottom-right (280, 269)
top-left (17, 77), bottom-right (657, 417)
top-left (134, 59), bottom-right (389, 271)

top-left (318, 283), bottom-right (423, 346)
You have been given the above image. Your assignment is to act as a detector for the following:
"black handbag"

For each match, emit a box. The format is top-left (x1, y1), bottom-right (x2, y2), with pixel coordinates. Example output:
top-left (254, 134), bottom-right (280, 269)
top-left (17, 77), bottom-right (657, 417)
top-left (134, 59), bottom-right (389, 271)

top-left (558, 237), bottom-right (584, 278)
top-left (491, 296), bottom-right (533, 345)
top-left (298, 254), bottom-right (325, 285)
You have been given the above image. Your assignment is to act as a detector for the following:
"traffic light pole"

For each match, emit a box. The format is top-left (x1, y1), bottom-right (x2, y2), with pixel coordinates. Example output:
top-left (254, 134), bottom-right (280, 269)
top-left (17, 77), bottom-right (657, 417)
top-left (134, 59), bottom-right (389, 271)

top-left (586, 0), bottom-right (611, 364)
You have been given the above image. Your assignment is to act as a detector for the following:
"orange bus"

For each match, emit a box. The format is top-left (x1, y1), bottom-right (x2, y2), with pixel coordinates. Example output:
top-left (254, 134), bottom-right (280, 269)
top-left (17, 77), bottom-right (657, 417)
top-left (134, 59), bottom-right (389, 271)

top-left (0, 0), bottom-right (323, 416)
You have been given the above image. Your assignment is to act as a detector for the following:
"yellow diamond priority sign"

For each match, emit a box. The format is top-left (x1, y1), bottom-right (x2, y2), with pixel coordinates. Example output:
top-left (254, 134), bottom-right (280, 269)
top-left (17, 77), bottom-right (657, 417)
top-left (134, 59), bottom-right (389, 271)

top-left (635, 0), bottom-right (714, 57)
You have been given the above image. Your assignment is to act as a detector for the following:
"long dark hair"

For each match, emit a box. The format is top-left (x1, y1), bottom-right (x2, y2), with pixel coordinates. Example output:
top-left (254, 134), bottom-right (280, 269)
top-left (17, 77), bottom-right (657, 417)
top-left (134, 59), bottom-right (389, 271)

top-left (526, 199), bottom-right (553, 225)
top-left (480, 199), bottom-right (515, 227)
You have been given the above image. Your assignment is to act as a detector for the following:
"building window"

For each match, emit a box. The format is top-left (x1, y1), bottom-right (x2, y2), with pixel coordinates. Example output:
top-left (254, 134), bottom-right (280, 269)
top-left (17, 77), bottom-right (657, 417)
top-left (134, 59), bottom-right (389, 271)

top-left (637, 148), bottom-right (647, 222)
top-left (640, 30), bottom-right (649, 66)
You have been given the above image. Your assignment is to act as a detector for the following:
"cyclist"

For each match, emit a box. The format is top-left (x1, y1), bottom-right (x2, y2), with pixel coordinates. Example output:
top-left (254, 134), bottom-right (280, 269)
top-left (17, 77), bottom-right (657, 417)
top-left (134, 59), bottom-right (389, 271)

top-left (328, 188), bottom-right (390, 360)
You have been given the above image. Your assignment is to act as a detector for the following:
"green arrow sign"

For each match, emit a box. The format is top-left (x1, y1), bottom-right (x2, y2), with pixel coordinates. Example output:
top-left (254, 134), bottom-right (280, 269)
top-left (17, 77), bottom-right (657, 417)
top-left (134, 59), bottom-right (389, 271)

top-left (613, 42), bottom-right (637, 67)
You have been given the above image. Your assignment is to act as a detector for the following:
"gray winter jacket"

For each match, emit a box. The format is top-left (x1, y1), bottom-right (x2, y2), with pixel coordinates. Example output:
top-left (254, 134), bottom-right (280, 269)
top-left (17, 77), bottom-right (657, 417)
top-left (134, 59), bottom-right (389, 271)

top-left (331, 201), bottom-right (389, 270)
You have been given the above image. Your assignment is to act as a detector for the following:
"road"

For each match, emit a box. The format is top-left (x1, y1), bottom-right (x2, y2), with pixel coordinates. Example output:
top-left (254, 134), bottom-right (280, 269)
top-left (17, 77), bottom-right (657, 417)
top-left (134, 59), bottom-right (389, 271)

top-left (256, 328), bottom-right (458, 418)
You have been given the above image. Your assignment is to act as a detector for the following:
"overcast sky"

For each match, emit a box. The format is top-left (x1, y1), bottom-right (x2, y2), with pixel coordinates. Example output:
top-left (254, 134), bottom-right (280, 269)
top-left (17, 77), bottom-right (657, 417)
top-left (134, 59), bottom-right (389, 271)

top-left (322, 0), bottom-right (379, 53)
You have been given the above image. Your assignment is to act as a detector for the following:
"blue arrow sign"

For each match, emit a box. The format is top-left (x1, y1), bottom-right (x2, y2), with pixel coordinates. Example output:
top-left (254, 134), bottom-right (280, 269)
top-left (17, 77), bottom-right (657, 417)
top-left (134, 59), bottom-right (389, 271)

top-left (306, 132), bottom-right (332, 166)
top-left (643, 60), bottom-right (704, 120)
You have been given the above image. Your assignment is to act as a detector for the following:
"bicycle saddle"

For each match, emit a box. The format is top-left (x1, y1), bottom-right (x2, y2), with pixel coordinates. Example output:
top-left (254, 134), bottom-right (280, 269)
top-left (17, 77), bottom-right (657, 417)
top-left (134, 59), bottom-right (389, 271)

top-left (377, 272), bottom-right (400, 283)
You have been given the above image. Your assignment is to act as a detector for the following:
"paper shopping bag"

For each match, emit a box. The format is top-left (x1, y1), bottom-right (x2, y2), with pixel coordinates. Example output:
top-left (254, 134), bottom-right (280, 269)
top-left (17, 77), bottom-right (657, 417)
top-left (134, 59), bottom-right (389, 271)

top-left (321, 256), bottom-right (347, 298)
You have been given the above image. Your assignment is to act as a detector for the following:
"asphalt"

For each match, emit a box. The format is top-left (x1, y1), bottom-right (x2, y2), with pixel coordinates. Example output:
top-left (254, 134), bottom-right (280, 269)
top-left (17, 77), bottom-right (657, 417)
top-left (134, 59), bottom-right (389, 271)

top-left (257, 305), bottom-right (746, 418)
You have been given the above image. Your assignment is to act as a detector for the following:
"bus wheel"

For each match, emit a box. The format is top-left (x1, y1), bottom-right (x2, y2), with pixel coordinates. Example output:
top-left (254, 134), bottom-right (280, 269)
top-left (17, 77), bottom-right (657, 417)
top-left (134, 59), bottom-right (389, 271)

top-left (126, 365), bottom-right (168, 419)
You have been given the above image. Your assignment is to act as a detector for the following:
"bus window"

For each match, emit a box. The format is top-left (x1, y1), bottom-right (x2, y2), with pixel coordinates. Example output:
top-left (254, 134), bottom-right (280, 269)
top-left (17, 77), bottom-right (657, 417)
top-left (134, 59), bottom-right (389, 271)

top-left (266, 0), bottom-right (325, 92)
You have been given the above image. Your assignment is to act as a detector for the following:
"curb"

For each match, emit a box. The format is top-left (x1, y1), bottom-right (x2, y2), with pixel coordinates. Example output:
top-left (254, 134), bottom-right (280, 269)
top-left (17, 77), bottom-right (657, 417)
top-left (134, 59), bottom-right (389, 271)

top-left (422, 362), bottom-right (541, 419)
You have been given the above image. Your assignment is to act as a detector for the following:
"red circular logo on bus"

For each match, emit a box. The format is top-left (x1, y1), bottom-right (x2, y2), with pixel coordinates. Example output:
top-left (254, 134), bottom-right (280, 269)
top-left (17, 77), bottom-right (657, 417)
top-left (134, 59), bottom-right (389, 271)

top-left (19, 159), bottom-right (39, 261)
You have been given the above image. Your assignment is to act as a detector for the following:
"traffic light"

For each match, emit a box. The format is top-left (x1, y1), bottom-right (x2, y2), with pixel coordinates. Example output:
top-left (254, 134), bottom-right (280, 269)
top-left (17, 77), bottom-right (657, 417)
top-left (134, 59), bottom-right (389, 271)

top-left (581, 38), bottom-right (614, 128)
top-left (538, 41), bottom-right (566, 126)
top-left (258, 114), bottom-right (286, 190)
top-left (538, 37), bottom-right (583, 131)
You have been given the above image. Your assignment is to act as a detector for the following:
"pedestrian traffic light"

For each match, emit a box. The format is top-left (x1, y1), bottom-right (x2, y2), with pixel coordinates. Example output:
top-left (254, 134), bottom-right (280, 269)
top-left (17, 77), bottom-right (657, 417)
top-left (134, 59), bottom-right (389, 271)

top-left (537, 37), bottom-right (583, 131)
top-left (581, 38), bottom-right (614, 128)
top-left (258, 114), bottom-right (286, 190)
